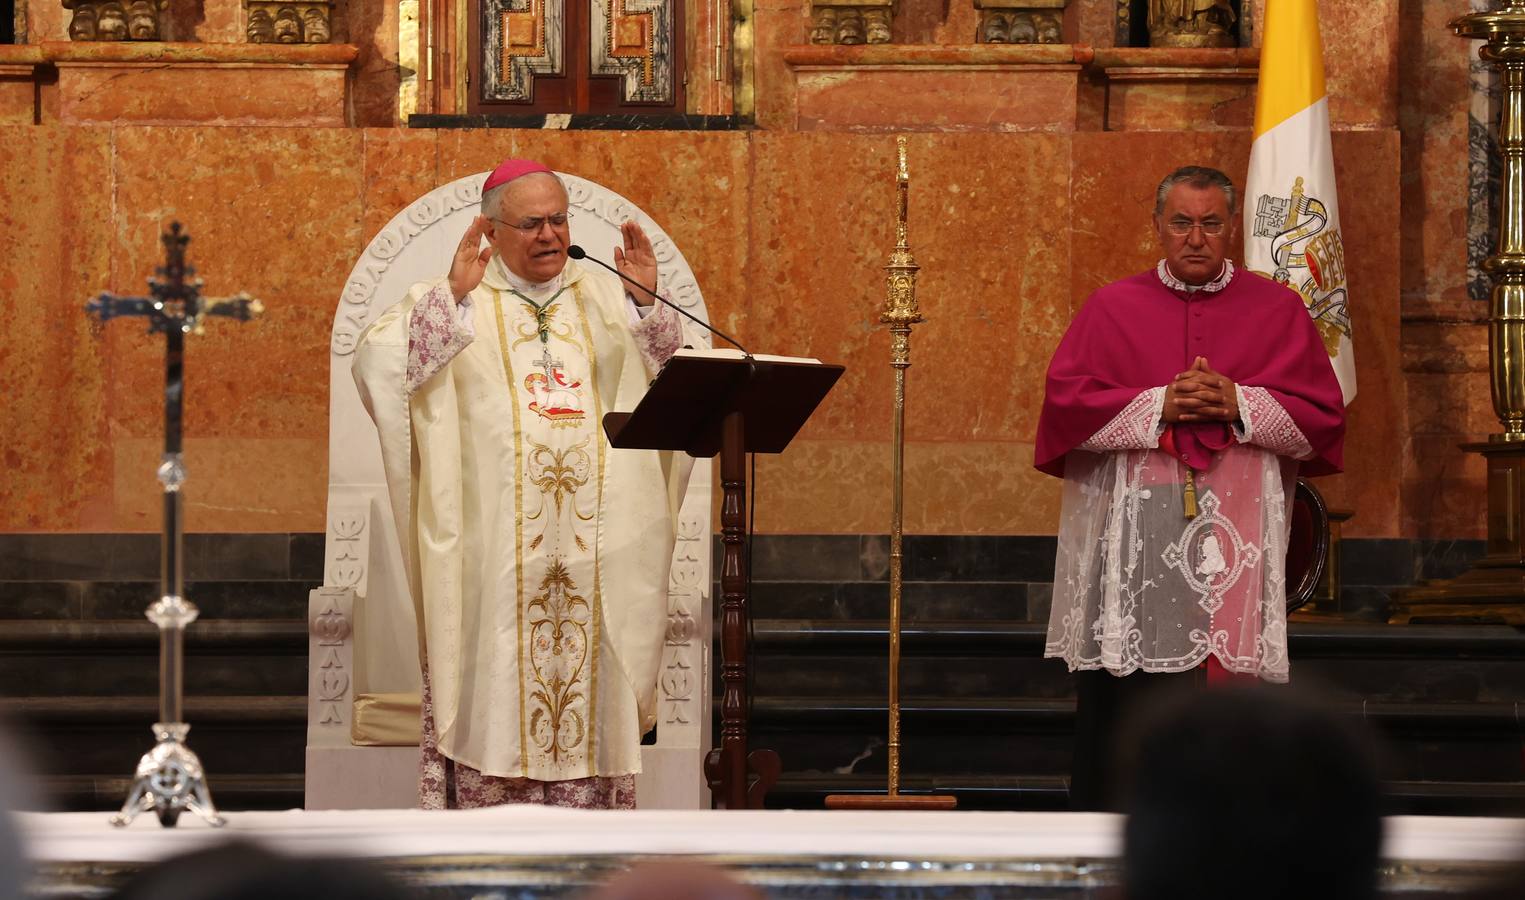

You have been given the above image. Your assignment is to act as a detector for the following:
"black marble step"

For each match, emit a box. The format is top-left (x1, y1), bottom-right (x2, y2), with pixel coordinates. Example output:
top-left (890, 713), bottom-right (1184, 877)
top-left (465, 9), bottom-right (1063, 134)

top-left (742, 620), bottom-right (1525, 702)
top-left (749, 695), bottom-right (1525, 737)
top-left (31, 774), bottom-right (304, 813)
top-left (748, 620), bottom-right (1525, 657)
top-left (0, 619), bottom-right (308, 651)
top-left (0, 620), bottom-right (307, 697)
top-left (742, 696), bottom-right (1525, 783)
top-left (3, 696), bottom-right (307, 778)
top-left (0, 534), bottom-right (324, 583)
top-left (0, 694), bottom-right (307, 723)
top-left (745, 581), bottom-right (1045, 623)
top-left (0, 581), bottom-right (316, 621)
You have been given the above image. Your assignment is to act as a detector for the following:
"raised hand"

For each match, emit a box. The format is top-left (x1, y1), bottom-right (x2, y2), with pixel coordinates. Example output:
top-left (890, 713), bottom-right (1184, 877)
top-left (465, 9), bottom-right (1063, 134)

top-left (448, 216), bottom-right (494, 302)
top-left (613, 219), bottom-right (658, 304)
top-left (1165, 356), bottom-right (1239, 424)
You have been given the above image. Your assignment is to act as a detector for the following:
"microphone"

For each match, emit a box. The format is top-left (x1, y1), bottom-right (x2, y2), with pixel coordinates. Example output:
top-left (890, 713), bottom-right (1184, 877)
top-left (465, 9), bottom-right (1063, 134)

top-left (568, 244), bottom-right (750, 356)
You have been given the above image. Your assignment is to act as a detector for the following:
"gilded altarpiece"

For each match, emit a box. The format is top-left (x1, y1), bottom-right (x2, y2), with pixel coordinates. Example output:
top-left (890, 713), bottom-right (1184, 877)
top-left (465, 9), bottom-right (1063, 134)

top-left (478, 0), bottom-right (566, 103)
top-left (418, 0), bottom-right (743, 115)
top-left (1114, 0), bottom-right (1251, 48)
top-left (468, 0), bottom-right (680, 111)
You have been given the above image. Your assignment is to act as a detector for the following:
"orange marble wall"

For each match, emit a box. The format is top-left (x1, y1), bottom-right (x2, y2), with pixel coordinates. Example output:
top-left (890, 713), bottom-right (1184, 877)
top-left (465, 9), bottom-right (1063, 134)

top-left (0, 0), bottom-right (1490, 541)
top-left (0, 123), bottom-right (1407, 537)
top-left (1395, 0), bottom-right (1489, 540)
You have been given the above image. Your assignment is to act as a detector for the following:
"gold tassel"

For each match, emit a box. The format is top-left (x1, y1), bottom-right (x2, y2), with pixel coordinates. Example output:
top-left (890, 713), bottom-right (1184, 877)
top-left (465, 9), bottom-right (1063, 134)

top-left (1183, 468), bottom-right (1198, 519)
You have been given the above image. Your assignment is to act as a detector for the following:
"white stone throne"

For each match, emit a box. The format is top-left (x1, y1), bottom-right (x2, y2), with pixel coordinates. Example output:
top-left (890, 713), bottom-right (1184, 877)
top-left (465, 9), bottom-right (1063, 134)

top-left (307, 171), bottom-right (714, 810)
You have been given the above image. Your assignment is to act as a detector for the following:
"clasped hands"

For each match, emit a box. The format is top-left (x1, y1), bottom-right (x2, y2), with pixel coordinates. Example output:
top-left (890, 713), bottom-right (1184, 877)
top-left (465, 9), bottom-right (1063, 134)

top-left (1163, 356), bottom-right (1239, 425)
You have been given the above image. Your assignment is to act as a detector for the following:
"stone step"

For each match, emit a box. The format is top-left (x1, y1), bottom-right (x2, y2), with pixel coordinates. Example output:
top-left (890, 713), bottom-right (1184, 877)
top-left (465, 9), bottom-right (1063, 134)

top-left (0, 619), bottom-right (307, 697)
top-left (748, 619), bottom-right (1525, 657)
top-left (740, 696), bottom-right (1525, 783)
top-left (0, 581), bottom-right (315, 621)
top-left (744, 581), bottom-right (1044, 623)
top-left (4, 696), bottom-right (307, 779)
top-left (742, 620), bottom-right (1525, 702)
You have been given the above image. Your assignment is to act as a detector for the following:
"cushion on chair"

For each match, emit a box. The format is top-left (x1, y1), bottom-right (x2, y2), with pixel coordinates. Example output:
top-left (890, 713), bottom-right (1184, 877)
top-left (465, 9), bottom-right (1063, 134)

top-left (352, 692), bottom-right (423, 746)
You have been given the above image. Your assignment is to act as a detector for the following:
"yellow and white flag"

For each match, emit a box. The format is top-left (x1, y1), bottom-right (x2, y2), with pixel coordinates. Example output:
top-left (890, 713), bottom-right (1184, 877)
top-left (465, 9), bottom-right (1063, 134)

top-left (1244, 0), bottom-right (1355, 404)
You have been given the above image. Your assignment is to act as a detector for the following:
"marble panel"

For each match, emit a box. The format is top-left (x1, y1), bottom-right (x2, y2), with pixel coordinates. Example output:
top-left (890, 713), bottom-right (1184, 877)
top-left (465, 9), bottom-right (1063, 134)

top-left (1398, 0), bottom-right (1473, 316)
top-left (750, 0), bottom-right (805, 130)
top-left (750, 131), bottom-right (1071, 445)
top-left (25, 0), bottom-right (64, 41)
top-left (106, 127), bottom-right (364, 446)
top-left (1073, 0), bottom-right (1118, 49)
top-left (1104, 73), bottom-right (1256, 131)
top-left (111, 437), bottom-right (327, 532)
top-left (1322, 0), bottom-right (1399, 129)
top-left (0, 126), bottom-right (114, 531)
top-left (1407, 372), bottom-right (1496, 438)
top-left (793, 66), bottom-right (1080, 133)
top-left (349, 0), bottom-right (401, 126)
top-left (1403, 434), bottom-right (1487, 541)
top-left (162, 0), bottom-right (242, 41)
top-left (54, 62), bottom-right (350, 127)
top-left (1322, 130), bottom-right (1404, 537)
top-left (924, 0), bottom-right (978, 45)
top-left (0, 69), bottom-right (36, 126)
top-left (751, 439), bottom-right (1063, 534)
top-left (1403, 321), bottom-right (1490, 376)
top-left (1242, 0), bottom-right (1397, 128)
top-left (361, 128), bottom-right (439, 244)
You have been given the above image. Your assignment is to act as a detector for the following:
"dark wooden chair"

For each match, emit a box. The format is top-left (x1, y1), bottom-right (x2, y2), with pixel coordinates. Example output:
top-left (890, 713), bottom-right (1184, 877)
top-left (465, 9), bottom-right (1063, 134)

top-left (1284, 478), bottom-right (1331, 613)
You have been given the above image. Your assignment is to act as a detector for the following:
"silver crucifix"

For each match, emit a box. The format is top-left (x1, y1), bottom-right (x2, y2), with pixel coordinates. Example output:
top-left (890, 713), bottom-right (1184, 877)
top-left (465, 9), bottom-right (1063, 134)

top-left (86, 222), bottom-right (262, 828)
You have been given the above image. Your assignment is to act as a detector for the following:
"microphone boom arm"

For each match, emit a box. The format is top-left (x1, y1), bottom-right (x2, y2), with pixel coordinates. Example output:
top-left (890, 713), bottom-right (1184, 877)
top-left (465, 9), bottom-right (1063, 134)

top-left (568, 244), bottom-right (750, 356)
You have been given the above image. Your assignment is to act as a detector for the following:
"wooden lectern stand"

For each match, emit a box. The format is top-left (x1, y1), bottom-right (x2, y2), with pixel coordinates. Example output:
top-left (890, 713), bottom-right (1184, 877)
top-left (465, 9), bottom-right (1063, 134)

top-left (605, 350), bottom-right (843, 809)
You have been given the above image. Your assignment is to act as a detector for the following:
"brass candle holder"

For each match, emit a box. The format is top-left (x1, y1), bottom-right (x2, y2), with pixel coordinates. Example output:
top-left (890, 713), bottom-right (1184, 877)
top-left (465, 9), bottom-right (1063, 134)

top-left (826, 137), bottom-right (956, 811)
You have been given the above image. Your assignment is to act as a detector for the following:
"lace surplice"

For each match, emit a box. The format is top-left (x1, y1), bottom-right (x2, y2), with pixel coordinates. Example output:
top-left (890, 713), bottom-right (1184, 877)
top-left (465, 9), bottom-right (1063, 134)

top-left (1045, 385), bottom-right (1312, 683)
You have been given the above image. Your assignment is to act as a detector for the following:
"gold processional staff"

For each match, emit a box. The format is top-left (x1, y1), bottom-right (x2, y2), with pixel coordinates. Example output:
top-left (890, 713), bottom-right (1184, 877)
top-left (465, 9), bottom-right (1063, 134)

top-left (827, 137), bottom-right (957, 811)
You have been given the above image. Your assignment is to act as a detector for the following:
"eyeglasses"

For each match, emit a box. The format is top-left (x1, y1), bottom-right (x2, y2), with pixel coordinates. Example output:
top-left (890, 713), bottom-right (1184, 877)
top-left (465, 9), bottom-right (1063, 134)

top-left (491, 213), bottom-right (570, 235)
top-left (1164, 219), bottom-right (1226, 237)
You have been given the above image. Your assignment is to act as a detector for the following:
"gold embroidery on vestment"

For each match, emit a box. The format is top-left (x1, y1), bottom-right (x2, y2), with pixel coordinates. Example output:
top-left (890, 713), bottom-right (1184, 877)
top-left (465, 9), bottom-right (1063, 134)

top-left (571, 281), bottom-right (605, 762)
top-left (527, 559), bottom-right (592, 762)
top-left (491, 288), bottom-right (532, 776)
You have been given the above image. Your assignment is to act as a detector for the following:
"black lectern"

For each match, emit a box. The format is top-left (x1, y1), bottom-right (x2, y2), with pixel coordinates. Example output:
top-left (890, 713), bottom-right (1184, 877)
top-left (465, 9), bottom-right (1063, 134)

top-left (605, 350), bottom-right (844, 809)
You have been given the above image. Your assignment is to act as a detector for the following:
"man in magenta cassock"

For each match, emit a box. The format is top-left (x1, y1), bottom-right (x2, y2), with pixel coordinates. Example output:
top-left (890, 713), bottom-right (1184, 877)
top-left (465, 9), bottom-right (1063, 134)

top-left (1034, 166), bottom-right (1346, 809)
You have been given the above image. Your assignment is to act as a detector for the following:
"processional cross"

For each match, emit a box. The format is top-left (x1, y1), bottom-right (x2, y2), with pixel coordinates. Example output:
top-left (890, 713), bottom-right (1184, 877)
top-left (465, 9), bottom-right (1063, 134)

top-left (85, 222), bottom-right (263, 828)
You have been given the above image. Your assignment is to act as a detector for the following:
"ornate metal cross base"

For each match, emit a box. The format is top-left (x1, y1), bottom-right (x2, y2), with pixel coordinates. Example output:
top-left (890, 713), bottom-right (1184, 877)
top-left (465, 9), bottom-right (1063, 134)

top-left (110, 722), bottom-right (225, 828)
top-left (1392, 3), bottom-right (1525, 624)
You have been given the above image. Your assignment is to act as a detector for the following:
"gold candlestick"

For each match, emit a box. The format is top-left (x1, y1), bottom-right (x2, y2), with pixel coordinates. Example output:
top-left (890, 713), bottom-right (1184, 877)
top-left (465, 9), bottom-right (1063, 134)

top-left (826, 137), bottom-right (956, 811)
top-left (1392, 2), bottom-right (1525, 623)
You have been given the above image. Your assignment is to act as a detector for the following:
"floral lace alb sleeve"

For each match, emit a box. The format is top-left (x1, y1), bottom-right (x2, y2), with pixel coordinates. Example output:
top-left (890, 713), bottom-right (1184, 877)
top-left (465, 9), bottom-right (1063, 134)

top-left (1077, 387), bottom-right (1167, 452)
top-left (629, 296), bottom-right (684, 373)
top-left (406, 283), bottom-right (474, 396)
top-left (1236, 385), bottom-right (1314, 459)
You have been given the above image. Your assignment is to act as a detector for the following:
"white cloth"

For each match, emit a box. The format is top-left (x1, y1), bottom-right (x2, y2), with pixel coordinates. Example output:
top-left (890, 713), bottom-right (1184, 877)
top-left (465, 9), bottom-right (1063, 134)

top-left (352, 256), bottom-right (688, 780)
top-left (1045, 346), bottom-right (1314, 685)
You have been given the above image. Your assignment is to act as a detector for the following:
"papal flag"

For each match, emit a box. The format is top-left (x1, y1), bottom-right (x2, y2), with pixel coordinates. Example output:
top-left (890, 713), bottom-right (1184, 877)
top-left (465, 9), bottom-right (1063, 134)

top-left (1244, 0), bottom-right (1355, 404)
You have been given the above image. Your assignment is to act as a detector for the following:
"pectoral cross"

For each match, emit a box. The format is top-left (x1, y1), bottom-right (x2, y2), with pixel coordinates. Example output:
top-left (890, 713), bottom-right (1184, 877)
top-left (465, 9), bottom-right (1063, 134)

top-left (535, 346), bottom-right (564, 384)
top-left (86, 222), bottom-right (262, 829)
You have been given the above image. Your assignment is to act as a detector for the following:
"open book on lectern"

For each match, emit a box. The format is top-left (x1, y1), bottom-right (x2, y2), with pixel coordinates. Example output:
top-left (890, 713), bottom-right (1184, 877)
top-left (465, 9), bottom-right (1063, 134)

top-left (604, 346), bottom-right (843, 458)
top-left (671, 347), bottom-right (822, 365)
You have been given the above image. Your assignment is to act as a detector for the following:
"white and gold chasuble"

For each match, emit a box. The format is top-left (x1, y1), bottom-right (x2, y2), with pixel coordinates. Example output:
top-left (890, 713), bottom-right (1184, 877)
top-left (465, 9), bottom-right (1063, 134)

top-left (353, 257), bottom-right (688, 781)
